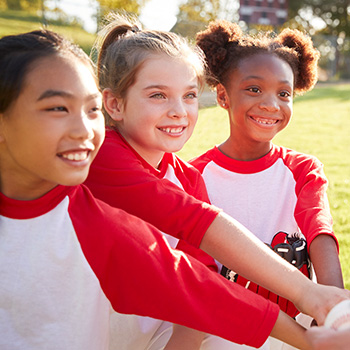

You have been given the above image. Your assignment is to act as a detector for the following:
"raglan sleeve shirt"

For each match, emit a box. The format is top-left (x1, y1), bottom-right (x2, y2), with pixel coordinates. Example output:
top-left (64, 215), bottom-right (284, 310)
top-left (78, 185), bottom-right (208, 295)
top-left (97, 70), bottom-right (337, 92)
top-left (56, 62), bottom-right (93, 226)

top-left (0, 184), bottom-right (279, 349)
top-left (84, 129), bottom-right (221, 249)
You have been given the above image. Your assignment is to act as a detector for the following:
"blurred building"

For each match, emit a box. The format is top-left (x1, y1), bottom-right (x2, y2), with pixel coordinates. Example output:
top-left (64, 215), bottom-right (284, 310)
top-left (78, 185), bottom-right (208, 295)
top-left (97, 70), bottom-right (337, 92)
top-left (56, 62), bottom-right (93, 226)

top-left (239, 0), bottom-right (288, 26)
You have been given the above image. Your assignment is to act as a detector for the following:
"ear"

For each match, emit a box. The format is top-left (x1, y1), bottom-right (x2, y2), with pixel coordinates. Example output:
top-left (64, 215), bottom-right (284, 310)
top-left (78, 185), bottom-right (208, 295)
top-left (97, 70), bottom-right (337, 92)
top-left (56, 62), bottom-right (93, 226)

top-left (216, 83), bottom-right (229, 109)
top-left (102, 88), bottom-right (124, 122)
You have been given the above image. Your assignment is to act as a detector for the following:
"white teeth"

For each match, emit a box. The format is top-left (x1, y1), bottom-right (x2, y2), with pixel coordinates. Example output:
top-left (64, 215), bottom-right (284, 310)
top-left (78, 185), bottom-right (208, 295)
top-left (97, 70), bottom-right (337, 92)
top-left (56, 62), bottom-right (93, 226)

top-left (62, 152), bottom-right (88, 161)
top-left (253, 117), bottom-right (277, 125)
top-left (160, 127), bottom-right (184, 134)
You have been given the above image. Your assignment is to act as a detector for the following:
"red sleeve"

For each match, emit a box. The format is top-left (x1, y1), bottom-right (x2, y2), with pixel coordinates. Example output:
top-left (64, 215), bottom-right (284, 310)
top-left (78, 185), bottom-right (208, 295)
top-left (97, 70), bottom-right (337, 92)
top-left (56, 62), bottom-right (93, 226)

top-left (283, 149), bottom-right (338, 251)
top-left (84, 130), bottom-right (221, 248)
top-left (70, 186), bottom-right (279, 348)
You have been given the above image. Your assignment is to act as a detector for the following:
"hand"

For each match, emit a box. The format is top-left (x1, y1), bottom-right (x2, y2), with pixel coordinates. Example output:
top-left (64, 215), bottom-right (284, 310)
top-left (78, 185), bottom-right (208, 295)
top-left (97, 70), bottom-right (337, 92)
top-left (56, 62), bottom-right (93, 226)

top-left (294, 283), bottom-right (350, 325)
top-left (306, 326), bottom-right (350, 350)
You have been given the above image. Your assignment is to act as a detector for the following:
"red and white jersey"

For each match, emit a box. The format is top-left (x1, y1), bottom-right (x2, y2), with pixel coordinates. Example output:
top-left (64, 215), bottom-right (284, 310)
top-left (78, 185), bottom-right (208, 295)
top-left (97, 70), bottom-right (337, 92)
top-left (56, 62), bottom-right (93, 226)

top-left (0, 184), bottom-right (279, 349)
top-left (191, 144), bottom-right (336, 250)
top-left (191, 145), bottom-right (338, 318)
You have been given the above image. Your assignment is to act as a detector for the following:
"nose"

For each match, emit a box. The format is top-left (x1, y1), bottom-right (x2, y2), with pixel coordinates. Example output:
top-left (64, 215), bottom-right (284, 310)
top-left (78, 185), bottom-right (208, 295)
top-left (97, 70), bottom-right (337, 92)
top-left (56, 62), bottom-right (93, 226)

top-left (70, 111), bottom-right (94, 140)
top-left (259, 95), bottom-right (280, 112)
top-left (167, 98), bottom-right (187, 118)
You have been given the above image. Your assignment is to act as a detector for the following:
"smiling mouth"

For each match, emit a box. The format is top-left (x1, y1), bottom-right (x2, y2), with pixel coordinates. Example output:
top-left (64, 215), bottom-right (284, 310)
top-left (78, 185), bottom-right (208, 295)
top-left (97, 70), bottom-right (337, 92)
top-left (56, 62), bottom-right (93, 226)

top-left (59, 151), bottom-right (90, 161)
top-left (250, 116), bottom-right (279, 125)
top-left (158, 126), bottom-right (186, 134)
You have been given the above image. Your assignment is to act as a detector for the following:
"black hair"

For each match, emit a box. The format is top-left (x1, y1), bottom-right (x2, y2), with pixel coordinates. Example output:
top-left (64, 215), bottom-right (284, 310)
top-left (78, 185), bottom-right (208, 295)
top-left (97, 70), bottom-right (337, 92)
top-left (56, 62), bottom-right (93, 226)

top-left (0, 29), bottom-right (92, 112)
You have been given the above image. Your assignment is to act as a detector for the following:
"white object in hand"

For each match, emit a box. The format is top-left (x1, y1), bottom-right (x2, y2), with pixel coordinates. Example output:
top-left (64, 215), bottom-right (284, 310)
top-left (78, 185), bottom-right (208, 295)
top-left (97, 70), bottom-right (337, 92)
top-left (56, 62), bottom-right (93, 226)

top-left (324, 300), bottom-right (350, 330)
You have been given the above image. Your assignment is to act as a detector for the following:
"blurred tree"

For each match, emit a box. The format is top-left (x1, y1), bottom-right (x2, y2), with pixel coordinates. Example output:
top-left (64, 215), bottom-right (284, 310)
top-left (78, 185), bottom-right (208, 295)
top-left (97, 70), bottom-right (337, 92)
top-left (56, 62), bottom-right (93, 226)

top-left (287, 0), bottom-right (350, 79)
top-left (94, 0), bottom-right (150, 30)
top-left (2, 0), bottom-right (41, 11)
top-left (288, 0), bottom-right (350, 36)
top-left (97, 0), bottom-right (146, 14)
top-left (174, 0), bottom-right (239, 38)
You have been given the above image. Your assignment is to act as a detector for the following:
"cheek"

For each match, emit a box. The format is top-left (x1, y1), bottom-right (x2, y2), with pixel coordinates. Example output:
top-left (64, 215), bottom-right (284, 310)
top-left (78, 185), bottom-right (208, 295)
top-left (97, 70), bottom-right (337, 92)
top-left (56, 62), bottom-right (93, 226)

top-left (94, 118), bottom-right (106, 146)
top-left (188, 104), bottom-right (199, 122)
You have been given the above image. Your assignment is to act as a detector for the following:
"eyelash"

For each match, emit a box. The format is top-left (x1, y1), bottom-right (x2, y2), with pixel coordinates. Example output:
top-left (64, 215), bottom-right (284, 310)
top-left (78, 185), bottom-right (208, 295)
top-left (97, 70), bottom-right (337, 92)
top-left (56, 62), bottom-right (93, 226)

top-left (246, 87), bottom-right (291, 98)
top-left (279, 91), bottom-right (291, 98)
top-left (150, 92), bottom-right (198, 100)
top-left (247, 87), bottom-right (261, 93)
top-left (186, 92), bottom-right (197, 99)
top-left (47, 106), bottom-right (67, 112)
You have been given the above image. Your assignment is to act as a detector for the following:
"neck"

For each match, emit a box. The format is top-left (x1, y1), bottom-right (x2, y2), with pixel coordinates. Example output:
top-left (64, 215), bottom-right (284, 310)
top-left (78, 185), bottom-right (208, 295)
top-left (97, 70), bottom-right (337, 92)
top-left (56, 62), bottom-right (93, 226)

top-left (219, 139), bottom-right (272, 161)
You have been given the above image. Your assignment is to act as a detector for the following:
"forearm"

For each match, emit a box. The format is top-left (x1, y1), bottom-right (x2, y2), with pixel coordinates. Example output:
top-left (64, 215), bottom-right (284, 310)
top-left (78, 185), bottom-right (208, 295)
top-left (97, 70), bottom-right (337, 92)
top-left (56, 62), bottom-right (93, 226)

top-left (309, 234), bottom-right (344, 288)
top-left (270, 310), bottom-right (310, 349)
top-left (200, 212), bottom-right (308, 304)
top-left (200, 212), bottom-right (350, 324)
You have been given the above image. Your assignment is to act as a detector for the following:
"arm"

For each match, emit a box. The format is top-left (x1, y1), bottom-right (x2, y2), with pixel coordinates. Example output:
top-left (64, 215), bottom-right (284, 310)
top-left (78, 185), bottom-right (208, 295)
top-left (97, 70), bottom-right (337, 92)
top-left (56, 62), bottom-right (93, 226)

top-left (200, 211), bottom-right (350, 325)
top-left (85, 138), bottom-right (350, 324)
top-left (271, 310), bottom-right (350, 350)
top-left (309, 234), bottom-right (344, 288)
top-left (73, 188), bottom-right (279, 348)
top-left (292, 154), bottom-right (343, 288)
top-left (84, 132), bottom-right (220, 248)
top-left (75, 187), bottom-right (350, 348)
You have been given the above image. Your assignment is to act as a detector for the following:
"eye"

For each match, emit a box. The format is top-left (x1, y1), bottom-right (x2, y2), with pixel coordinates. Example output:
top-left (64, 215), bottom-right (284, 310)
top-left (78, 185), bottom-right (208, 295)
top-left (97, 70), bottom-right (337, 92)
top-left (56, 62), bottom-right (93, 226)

top-left (185, 92), bottom-right (198, 99)
top-left (47, 106), bottom-right (68, 112)
top-left (150, 92), bottom-right (166, 99)
top-left (279, 90), bottom-right (291, 98)
top-left (90, 105), bottom-right (102, 113)
top-left (247, 87), bottom-right (261, 93)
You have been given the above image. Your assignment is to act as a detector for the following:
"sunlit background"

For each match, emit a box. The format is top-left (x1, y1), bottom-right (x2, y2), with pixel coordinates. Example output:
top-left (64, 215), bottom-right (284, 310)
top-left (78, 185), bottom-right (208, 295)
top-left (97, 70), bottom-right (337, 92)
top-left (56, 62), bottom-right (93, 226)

top-left (0, 0), bottom-right (349, 81)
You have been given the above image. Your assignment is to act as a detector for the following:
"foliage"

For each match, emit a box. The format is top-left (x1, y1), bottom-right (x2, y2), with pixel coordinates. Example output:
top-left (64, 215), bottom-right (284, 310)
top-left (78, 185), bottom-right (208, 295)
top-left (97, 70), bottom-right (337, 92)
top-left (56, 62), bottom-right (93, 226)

top-left (95, 0), bottom-right (150, 29)
top-left (0, 0), bottom-right (41, 11)
top-left (288, 0), bottom-right (350, 37)
top-left (286, 0), bottom-right (350, 80)
top-left (97, 0), bottom-right (146, 14)
top-left (173, 0), bottom-right (239, 38)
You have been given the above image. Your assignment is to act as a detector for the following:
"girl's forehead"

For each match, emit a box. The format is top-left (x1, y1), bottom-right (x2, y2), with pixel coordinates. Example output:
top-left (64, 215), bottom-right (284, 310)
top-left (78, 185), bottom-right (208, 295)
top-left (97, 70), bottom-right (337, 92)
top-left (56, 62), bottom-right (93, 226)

top-left (17, 55), bottom-right (99, 104)
top-left (236, 53), bottom-right (293, 76)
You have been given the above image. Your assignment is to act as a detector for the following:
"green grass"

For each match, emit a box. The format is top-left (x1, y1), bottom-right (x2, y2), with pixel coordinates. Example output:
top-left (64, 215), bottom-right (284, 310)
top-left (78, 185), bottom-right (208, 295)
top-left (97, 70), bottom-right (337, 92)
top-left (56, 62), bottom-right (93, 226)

top-left (0, 10), bottom-right (95, 53)
top-left (178, 83), bottom-right (350, 288)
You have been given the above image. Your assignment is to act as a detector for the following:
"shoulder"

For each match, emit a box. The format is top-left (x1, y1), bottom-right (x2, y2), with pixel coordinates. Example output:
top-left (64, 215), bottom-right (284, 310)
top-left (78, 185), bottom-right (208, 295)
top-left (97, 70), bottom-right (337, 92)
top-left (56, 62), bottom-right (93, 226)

top-left (189, 147), bottom-right (217, 173)
top-left (68, 185), bottom-right (158, 240)
top-left (278, 146), bottom-right (323, 172)
top-left (276, 146), bottom-right (326, 184)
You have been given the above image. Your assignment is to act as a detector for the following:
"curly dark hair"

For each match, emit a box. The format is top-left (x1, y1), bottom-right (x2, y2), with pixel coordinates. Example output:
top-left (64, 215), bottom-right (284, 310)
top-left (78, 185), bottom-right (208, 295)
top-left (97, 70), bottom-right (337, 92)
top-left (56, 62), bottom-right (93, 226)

top-left (196, 20), bottom-right (320, 95)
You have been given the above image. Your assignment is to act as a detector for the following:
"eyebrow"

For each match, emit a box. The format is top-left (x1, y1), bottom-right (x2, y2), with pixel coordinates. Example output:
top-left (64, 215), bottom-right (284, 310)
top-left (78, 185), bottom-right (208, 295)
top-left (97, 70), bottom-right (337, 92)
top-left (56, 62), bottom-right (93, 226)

top-left (143, 84), bottom-right (198, 91)
top-left (37, 90), bottom-right (101, 101)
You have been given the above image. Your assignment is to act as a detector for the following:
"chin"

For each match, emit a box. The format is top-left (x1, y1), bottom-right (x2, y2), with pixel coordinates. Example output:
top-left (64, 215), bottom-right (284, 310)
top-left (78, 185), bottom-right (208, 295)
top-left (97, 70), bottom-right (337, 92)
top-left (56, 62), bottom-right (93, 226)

top-left (60, 174), bottom-right (88, 187)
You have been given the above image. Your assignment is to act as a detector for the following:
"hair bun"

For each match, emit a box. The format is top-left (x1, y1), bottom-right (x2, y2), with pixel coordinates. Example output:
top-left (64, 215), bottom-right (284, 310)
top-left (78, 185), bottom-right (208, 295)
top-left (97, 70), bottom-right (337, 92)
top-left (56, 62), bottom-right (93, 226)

top-left (196, 20), bottom-right (242, 87)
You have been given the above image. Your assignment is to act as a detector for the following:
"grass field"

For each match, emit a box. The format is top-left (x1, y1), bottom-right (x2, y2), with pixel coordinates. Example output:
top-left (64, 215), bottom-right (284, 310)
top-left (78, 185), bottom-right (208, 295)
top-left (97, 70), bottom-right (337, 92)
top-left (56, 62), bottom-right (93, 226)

top-left (0, 10), bottom-right (95, 53)
top-left (178, 83), bottom-right (350, 288)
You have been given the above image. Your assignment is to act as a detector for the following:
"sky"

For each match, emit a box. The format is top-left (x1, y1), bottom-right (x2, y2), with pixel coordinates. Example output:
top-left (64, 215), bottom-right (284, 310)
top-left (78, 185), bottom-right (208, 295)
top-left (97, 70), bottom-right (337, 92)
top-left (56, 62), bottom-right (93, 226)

top-left (52, 0), bottom-right (182, 33)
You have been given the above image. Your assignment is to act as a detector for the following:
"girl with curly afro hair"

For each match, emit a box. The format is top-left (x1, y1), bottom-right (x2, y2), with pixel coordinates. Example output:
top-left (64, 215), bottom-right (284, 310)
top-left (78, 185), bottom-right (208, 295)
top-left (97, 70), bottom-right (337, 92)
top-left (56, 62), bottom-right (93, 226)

top-left (191, 20), bottom-right (344, 350)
